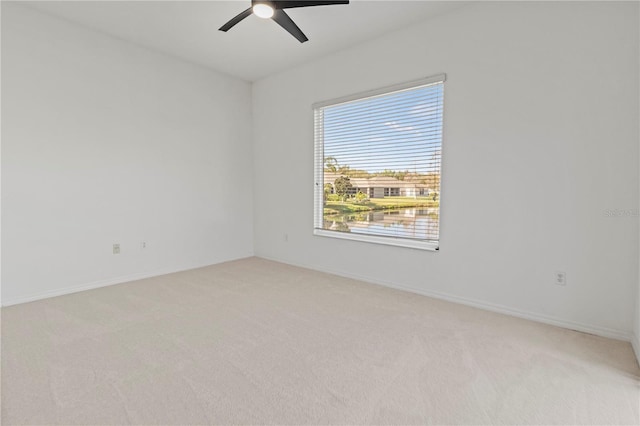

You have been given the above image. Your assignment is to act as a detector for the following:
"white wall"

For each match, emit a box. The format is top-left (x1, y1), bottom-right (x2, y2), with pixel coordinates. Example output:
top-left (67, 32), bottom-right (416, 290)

top-left (636, 234), bottom-right (640, 364)
top-left (253, 2), bottom-right (640, 339)
top-left (0, 2), bottom-right (4, 307)
top-left (636, 92), bottom-right (640, 364)
top-left (1, 4), bottom-right (254, 305)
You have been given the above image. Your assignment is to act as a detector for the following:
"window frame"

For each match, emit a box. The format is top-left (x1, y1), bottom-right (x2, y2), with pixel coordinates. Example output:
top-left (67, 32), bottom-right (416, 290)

top-left (313, 74), bottom-right (446, 251)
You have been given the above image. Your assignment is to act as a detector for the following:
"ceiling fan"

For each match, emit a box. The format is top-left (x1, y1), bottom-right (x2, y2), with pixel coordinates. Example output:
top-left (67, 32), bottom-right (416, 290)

top-left (219, 0), bottom-right (350, 43)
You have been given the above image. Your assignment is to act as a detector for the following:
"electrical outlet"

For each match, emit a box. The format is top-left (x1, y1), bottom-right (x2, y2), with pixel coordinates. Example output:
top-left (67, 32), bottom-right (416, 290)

top-left (555, 271), bottom-right (566, 286)
top-left (141, 241), bottom-right (146, 249)
top-left (113, 243), bottom-right (120, 255)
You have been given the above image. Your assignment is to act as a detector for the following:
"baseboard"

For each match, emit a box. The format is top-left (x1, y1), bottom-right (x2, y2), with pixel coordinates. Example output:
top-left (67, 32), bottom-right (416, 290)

top-left (4, 253), bottom-right (633, 344)
top-left (257, 254), bottom-right (632, 342)
top-left (1, 254), bottom-right (253, 307)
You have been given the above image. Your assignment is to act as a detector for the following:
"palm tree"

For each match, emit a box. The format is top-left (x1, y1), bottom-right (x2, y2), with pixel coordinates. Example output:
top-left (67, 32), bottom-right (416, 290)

top-left (324, 156), bottom-right (338, 172)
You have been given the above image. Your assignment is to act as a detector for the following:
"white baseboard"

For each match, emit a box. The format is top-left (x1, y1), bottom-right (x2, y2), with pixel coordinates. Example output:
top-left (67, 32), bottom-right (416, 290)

top-left (257, 254), bottom-right (632, 342)
top-left (3, 253), bottom-right (633, 344)
top-left (1, 255), bottom-right (253, 307)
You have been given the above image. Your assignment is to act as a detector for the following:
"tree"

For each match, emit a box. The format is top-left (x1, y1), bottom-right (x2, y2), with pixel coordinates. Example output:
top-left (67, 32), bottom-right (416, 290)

top-left (324, 156), bottom-right (338, 172)
top-left (334, 176), bottom-right (353, 202)
top-left (396, 170), bottom-right (410, 181)
top-left (355, 191), bottom-right (368, 203)
top-left (338, 164), bottom-right (351, 175)
top-left (323, 183), bottom-right (333, 201)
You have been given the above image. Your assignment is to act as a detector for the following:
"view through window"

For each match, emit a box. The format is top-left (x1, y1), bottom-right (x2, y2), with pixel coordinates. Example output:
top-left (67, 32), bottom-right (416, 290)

top-left (314, 75), bottom-right (445, 249)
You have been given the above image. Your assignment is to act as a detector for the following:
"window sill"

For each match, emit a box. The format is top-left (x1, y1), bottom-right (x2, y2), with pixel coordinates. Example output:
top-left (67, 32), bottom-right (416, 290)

top-left (313, 229), bottom-right (439, 251)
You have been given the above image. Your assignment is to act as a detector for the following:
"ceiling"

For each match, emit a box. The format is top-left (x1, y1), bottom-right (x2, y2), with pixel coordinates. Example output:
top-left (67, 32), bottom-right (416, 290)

top-left (23, 1), bottom-right (470, 82)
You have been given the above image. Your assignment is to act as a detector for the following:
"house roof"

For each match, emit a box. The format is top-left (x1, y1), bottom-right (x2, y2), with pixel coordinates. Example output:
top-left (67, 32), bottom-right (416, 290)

top-left (323, 173), bottom-right (428, 189)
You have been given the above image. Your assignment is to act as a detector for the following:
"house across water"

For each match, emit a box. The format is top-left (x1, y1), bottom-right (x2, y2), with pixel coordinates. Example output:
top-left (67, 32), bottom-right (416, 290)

top-left (323, 172), bottom-right (435, 198)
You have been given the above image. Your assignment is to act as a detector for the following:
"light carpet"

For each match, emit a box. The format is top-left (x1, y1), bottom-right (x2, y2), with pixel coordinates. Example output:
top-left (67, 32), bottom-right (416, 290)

top-left (1, 257), bottom-right (639, 425)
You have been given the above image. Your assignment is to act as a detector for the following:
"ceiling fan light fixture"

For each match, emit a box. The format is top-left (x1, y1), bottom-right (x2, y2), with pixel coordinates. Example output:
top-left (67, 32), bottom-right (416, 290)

top-left (252, 3), bottom-right (274, 19)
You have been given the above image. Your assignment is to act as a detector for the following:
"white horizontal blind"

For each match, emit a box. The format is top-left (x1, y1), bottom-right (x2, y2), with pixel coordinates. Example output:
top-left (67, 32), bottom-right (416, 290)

top-left (314, 76), bottom-right (445, 247)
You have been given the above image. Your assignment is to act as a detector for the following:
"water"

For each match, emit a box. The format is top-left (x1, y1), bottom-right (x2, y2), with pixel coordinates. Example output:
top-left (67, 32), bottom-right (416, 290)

top-left (323, 207), bottom-right (439, 242)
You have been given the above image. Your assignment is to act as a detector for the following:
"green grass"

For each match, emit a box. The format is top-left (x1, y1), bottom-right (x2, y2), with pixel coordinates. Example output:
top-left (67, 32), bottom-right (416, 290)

top-left (324, 197), bottom-right (439, 216)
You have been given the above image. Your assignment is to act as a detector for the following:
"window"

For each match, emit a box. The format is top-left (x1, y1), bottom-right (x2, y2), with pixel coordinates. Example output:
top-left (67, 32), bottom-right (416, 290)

top-left (313, 74), bottom-right (445, 251)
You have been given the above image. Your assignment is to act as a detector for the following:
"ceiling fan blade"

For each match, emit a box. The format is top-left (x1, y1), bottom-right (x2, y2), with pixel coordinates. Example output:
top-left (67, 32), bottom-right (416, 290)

top-left (275, 0), bottom-right (349, 9)
top-left (219, 7), bottom-right (253, 32)
top-left (272, 9), bottom-right (308, 43)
